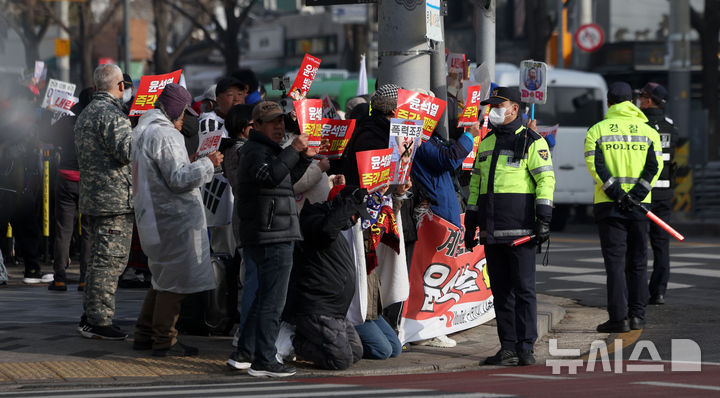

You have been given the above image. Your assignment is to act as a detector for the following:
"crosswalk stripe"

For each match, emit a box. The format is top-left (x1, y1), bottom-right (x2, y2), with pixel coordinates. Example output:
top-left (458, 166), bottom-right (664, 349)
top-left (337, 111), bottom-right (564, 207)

top-left (672, 253), bottom-right (720, 260)
top-left (545, 288), bottom-right (599, 293)
top-left (577, 258), bottom-right (705, 267)
top-left (536, 265), bottom-right (602, 274)
top-left (551, 274), bottom-right (694, 289)
top-left (547, 247), bottom-right (601, 253)
top-left (670, 268), bottom-right (720, 278)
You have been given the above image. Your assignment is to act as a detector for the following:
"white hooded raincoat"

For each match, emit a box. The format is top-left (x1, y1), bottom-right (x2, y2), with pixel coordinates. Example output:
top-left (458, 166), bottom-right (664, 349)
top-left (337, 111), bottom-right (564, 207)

top-left (132, 109), bottom-right (217, 294)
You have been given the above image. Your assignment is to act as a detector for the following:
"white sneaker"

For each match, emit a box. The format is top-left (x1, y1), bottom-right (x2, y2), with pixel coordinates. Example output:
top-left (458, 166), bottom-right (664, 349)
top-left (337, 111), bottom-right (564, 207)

top-left (22, 276), bottom-right (41, 284)
top-left (414, 335), bottom-right (457, 348)
top-left (41, 274), bottom-right (54, 283)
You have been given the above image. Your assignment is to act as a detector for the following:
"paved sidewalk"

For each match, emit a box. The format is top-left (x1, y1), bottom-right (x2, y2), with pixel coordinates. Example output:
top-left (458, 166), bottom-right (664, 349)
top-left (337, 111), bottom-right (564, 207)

top-left (0, 264), bottom-right (610, 390)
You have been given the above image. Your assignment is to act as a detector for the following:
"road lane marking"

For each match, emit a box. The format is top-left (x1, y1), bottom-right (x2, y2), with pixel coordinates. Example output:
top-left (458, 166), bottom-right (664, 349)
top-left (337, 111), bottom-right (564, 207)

top-left (536, 265), bottom-right (602, 274)
top-left (632, 381), bottom-right (720, 391)
top-left (578, 258), bottom-right (703, 267)
top-left (673, 253), bottom-right (720, 260)
top-left (545, 288), bottom-right (599, 293)
top-left (491, 373), bottom-right (573, 380)
top-left (671, 268), bottom-right (720, 278)
top-left (551, 274), bottom-right (693, 289)
top-left (547, 247), bottom-right (601, 253)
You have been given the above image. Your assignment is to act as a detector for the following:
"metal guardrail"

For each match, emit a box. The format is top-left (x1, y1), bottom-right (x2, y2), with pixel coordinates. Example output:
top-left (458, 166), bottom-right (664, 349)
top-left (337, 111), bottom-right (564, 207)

top-left (693, 161), bottom-right (720, 219)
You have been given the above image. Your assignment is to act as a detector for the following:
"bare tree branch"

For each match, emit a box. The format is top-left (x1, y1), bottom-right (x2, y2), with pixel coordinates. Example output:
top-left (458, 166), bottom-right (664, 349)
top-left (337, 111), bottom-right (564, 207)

top-left (169, 26), bottom-right (195, 65)
top-left (166, 0), bottom-right (223, 51)
top-left (89, 0), bottom-right (123, 37)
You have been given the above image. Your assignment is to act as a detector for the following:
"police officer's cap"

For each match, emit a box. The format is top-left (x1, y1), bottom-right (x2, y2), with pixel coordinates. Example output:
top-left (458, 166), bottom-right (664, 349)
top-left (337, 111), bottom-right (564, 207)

top-left (607, 82), bottom-right (632, 104)
top-left (480, 86), bottom-right (521, 106)
top-left (640, 82), bottom-right (668, 105)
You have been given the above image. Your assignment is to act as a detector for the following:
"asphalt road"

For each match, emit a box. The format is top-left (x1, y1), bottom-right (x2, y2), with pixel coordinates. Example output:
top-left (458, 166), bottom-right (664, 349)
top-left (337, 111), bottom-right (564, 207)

top-left (536, 230), bottom-right (720, 363)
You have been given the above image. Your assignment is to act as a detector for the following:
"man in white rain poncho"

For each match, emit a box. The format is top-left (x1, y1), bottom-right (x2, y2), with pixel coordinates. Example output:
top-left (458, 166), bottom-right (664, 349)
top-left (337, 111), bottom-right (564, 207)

top-left (131, 83), bottom-right (224, 357)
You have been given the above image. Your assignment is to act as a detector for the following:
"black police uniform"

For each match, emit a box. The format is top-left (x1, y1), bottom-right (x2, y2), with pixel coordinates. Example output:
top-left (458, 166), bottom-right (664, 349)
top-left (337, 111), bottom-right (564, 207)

top-left (643, 107), bottom-right (677, 301)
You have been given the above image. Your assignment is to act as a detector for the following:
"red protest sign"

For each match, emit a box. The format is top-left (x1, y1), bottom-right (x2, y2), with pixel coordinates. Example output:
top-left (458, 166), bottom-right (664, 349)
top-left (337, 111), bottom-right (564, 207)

top-left (457, 85), bottom-right (482, 127)
top-left (294, 99), bottom-right (323, 147)
top-left (420, 96), bottom-right (446, 141)
top-left (289, 54), bottom-right (322, 100)
top-left (399, 213), bottom-right (493, 344)
top-left (129, 69), bottom-right (182, 116)
top-left (395, 89), bottom-right (425, 121)
top-left (447, 53), bottom-right (467, 79)
top-left (462, 106), bottom-right (490, 170)
top-left (395, 89), bottom-right (447, 140)
top-left (319, 118), bottom-right (356, 158)
top-left (356, 148), bottom-right (393, 193)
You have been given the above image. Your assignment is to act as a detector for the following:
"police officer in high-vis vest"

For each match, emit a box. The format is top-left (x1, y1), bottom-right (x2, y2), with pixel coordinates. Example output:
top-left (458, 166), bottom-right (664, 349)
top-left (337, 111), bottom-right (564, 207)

top-left (635, 82), bottom-right (677, 305)
top-left (585, 82), bottom-right (663, 333)
top-left (464, 87), bottom-right (555, 367)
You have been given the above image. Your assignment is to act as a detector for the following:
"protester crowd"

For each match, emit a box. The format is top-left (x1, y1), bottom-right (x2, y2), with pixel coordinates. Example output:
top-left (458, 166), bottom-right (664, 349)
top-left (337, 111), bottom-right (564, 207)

top-left (0, 61), bottom-right (672, 377)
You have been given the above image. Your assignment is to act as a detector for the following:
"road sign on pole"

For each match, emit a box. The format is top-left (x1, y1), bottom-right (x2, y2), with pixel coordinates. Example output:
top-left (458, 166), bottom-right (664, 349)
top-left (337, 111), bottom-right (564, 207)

top-left (574, 23), bottom-right (604, 53)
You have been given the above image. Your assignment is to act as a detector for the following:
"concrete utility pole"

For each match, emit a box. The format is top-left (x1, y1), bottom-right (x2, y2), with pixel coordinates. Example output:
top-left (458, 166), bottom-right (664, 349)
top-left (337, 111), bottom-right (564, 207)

top-left (430, 8), bottom-right (448, 139)
top-left (667, 0), bottom-right (691, 143)
top-left (475, 0), bottom-right (495, 80)
top-left (58, 1), bottom-right (70, 82)
top-left (377, 0), bottom-right (431, 91)
top-left (123, 0), bottom-right (131, 73)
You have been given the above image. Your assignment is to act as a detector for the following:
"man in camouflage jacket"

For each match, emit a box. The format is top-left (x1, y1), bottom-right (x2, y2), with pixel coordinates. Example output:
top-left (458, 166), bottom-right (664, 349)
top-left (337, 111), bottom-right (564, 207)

top-left (74, 64), bottom-right (134, 340)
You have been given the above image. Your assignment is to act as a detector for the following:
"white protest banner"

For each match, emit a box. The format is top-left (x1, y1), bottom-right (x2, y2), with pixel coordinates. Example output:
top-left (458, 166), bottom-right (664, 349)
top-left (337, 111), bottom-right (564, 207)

top-left (196, 130), bottom-right (223, 157)
top-left (49, 91), bottom-right (79, 124)
top-left (42, 79), bottom-right (76, 109)
top-left (519, 60), bottom-right (548, 105)
top-left (389, 118), bottom-right (423, 185)
top-left (321, 93), bottom-right (340, 120)
top-left (34, 61), bottom-right (45, 83)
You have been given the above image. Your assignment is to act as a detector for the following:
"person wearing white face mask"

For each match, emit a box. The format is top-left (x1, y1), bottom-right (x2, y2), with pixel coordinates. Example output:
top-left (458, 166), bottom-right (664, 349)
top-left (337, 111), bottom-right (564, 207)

top-left (464, 86), bottom-right (555, 367)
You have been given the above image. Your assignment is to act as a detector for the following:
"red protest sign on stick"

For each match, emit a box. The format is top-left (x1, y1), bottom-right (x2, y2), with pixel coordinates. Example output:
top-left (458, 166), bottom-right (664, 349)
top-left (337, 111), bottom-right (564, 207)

top-left (462, 106), bottom-right (491, 171)
top-left (395, 89), bottom-right (447, 141)
top-left (395, 89), bottom-right (425, 121)
top-left (319, 118), bottom-right (356, 158)
top-left (420, 96), bottom-right (446, 140)
top-left (294, 99), bottom-right (323, 148)
top-left (289, 54), bottom-right (322, 100)
top-left (457, 85), bottom-right (483, 127)
top-left (129, 69), bottom-right (182, 116)
top-left (357, 148), bottom-right (393, 193)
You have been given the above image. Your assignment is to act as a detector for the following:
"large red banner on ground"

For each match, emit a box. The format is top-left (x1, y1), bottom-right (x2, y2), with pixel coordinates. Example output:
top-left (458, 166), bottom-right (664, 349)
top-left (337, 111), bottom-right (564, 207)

top-left (399, 213), bottom-right (494, 344)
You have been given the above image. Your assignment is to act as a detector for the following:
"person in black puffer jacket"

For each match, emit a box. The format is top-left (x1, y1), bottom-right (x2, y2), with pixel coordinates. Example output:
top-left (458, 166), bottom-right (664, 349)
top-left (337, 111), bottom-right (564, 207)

top-left (342, 84), bottom-right (400, 186)
top-left (285, 185), bottom-right (369, 370)
top-left (230, 101), bottom-right (314, 378)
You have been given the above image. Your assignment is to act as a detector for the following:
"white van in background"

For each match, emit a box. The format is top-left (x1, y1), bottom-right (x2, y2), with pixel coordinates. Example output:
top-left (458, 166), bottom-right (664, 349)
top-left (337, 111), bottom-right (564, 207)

top-left (494, 63), bottom-right (608, 230)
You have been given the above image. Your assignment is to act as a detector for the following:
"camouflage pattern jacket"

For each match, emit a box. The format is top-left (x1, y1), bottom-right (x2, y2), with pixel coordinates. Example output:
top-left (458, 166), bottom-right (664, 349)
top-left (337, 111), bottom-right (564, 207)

top-left (74, 91), bottom-right (133, 216)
